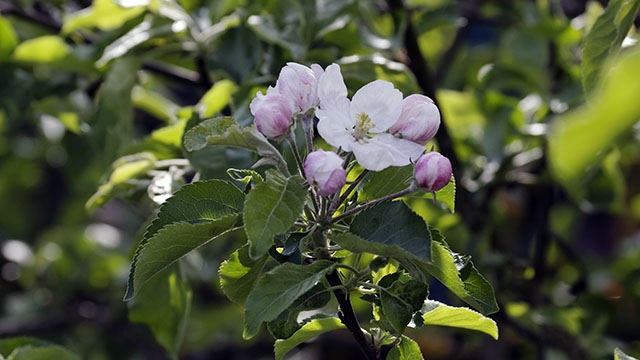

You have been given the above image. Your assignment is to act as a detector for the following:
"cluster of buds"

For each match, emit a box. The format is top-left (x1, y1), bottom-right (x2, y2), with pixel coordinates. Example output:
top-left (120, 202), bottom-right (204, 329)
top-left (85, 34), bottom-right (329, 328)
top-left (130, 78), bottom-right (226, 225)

top-left (250, 62), bottom-right (453, 196)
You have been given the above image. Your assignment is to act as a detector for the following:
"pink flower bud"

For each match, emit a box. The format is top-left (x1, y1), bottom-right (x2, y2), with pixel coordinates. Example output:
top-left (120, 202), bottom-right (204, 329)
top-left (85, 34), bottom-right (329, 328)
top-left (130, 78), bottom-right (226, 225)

top-left (304, 149), bottom-right (346, 196)
top-left (250, 91), bottom-right (294, 139)
top-left (276, 62), bottom-right (321, 113)
top-left (390, 94), bottom-right (440, 145)
top-left (414, 152), bottom-right (452, 191)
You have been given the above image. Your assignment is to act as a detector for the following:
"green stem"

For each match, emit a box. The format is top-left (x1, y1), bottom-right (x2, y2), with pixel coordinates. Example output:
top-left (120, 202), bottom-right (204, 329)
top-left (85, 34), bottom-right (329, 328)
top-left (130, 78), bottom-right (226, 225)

top-left (327, 169), bottom-right (369, 217)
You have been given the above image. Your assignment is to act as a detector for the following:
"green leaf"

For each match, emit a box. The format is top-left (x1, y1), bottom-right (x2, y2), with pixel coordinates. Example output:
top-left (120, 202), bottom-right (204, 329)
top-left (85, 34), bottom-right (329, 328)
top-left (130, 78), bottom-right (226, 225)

top-left (243, 171), bottom-right (307, 259)
top-left (129, 263), bottom-right (192, 358)
top-left (349, 201), bottom-right (432, 263)
top-left (144, 179), bottom-right (244, 239)
top-left (219, 244), bottom-right (268, 305)
top-left (92, 57), bottom-right (142, 163)
top-left (132, 85), bottom-right (179, 124)
top-left (198, 80), bottom-right (236, 117)
top-left (183, 116), bottom-right (289, 175)
top-left (227, 168), bottom-right (264, 185)
top-left (550, 47), bottom-right (640, 187)
top-left (5, 345), bottom-right (80, 360)
top-left (581, 0), bottom-right (640, 96)
top-left (615, 348), bottom-right (639, 360)
top-left (125, 218), bottom-right (239, 301)
top-left (273, 318), bottom-right (345, 360)
top-left (62, 0), bottom-right (147, 34)
top-left (0, 16), bottom-right (18, 61)
top-left (418, 175), bottom-right (455, 213)
top-left (13, 36), bottom-right (70, 63)
top-left (377, 275), bottom-right (428, 335)
top-left (420, 300), bottom-right (498, 339)
top-left (333, 223), bottom-right (498, 315)
top-left (387, 336), bottom-right (424, 360)
top-left (0, 338), bottom-right (50, 357)
top-left (243, 260), bottom-right (336, 339)
top-left (267, 284), bottom-right (332, 339)
top-left (420, 226), bottom-right (499, 315)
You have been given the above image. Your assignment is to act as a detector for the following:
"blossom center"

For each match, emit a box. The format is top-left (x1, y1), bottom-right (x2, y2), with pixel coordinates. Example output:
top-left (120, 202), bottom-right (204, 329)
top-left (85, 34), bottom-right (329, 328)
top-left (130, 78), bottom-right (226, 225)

top-left (353, 112), bottom-right (374, 141)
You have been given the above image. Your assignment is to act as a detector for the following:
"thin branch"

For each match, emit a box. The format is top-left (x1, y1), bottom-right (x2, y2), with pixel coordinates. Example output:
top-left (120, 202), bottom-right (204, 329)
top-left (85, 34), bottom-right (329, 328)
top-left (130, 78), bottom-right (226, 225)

top-left (329, 186), bottom-right (416, 224)
top-left (327, 169), bottom-right (369, 217)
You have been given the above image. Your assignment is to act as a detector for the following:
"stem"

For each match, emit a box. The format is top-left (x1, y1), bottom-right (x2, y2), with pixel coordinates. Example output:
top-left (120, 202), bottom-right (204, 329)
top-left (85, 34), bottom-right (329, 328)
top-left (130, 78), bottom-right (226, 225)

top-left (154, 159), bottom-right (192, 168)
top-left (329, 185), bottom-right (417, 224)
top-left (286, 131), bottom-right (305, 178)
top-left (328, 170), bottom-right (369, 217)
top-left (301, 114), bottom-right (314, 155)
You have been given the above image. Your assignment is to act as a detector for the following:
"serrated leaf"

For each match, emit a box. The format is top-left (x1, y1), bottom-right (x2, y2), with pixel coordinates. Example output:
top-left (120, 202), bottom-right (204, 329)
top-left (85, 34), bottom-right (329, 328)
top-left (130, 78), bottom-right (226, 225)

top-left (615, 348), bottom-right (639, 360)
top-left (227, 168), bottom-right (264, 185)
top-left (581, 0), bottom-right (640, 97)
top-left (243, 171), bottom-right (307, 259)
top-left (128, 263), bottom-right (192, 358)
top-left (420, 226), bottom-right (499, 315)
top-left (379, 277), bottom-right (428, 335)
top-left (144, 179), bottom-right (244, 239)
top-left (419, 300), bottom-right (498, 339)
top-left (387, 336), bottom-right (424, 360)
top-left (267, 283), bottom-right (332, 339)
top-left (183, 116), bottom-right (288, 174)
top-left (332, 221), bottom-right (498, 315)
top-left (273, 318), bottom-right (345, 360)
top-left (243, 260), bottom-right (336, 339)
top-left (349, 201), bottom-right (432, 262)
top-left (380, 290), bottom-right (414, 335)
top-left (125, 219), bottom-right (239, 300)
top-left (219, 244), bottom-right (268, 305)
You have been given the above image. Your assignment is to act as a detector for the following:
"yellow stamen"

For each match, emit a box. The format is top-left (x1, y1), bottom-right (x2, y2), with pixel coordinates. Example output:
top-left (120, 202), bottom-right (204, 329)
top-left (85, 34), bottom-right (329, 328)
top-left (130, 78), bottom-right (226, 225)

top-left (353, 112), bottom-right (374, 140)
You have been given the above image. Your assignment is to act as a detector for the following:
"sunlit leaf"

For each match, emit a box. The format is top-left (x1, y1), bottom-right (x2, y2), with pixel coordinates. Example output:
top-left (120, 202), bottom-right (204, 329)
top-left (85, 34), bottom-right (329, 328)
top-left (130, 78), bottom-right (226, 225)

top-left (198, 80), bottom-right (236, 117)
top-left (615, 348), bottom-right (639, 360)
top-left (219, 244), bottom-right (268, 305)
top-left (387, 336), bottom-right (424, 360)
top-left (0, 16), bottom-right (18, 61)
top-left (273, 318), bottom-right (345, 360)
top-left (419, 300), bottom-right (498, 339)
top-left (13, 36), bottom-right (70, 63)
top-left (63, 0), bottom-right (147, 34)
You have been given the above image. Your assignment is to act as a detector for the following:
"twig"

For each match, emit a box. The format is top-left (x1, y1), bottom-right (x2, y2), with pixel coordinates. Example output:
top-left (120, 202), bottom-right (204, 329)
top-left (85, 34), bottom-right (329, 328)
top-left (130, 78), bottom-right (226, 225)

top-left (329, 185), bottom-right (416, 224)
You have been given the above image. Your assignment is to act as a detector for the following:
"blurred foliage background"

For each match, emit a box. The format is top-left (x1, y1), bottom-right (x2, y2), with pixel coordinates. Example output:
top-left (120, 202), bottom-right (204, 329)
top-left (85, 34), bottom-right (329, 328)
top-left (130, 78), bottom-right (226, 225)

top-left (0, 0), bottom-right (639, 359)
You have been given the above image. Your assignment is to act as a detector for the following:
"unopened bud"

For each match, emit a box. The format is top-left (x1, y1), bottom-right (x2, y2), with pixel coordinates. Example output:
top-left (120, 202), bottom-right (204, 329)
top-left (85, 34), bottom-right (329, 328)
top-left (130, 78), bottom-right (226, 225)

top-left (414, 152), bottom-right (452, 191)
top-left (304, 149), bottom-right (346, 196)
top-left (276, 62), bottom-right (322, 113)
top-left (250, 91), bottom-right (294, 139)
top-left (390, 94), bottom-right (440, 145)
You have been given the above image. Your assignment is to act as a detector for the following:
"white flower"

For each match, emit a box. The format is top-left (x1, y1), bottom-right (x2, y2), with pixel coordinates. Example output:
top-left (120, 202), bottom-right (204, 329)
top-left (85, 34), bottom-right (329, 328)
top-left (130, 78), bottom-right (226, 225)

top-left (249, 90), bottom-right (294, 139)
top-left (304, 149), bottom-right (346, 196)
top-left (316, 64), bottom-right (425, 171)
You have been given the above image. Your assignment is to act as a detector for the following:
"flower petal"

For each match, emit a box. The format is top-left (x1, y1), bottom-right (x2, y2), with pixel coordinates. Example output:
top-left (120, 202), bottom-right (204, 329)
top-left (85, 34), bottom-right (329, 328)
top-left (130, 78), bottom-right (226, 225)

top-left (350, 80), bottom-right (403, 132)
top-left (317, 105), bottom-right (355, 151)
top-left (318, 63), bottom-right (348, 111)
top-left (351, 133), bottom-right (425, 171)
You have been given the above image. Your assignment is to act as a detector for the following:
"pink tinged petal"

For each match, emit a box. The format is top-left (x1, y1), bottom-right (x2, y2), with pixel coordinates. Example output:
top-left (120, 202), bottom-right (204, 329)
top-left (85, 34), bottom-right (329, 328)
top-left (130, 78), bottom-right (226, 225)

top-left (277, 63), bottom-right (318, 112)
top-left (350, 80), bottom-right (403, 132)
top-left (318, 63), bottom-right (348, 111)
top-left (351, 134), bottom-right (425, 171)
top-left (414, 152), bottom-right (452, 191)
top-left (390, 94), bottom-right (441, 144)
top-left (251, 92), bottom-right (294, 139)
top-left (304, 149), bottom-right (346, 196)
top-left (311, 64), bottom-right (324, 81)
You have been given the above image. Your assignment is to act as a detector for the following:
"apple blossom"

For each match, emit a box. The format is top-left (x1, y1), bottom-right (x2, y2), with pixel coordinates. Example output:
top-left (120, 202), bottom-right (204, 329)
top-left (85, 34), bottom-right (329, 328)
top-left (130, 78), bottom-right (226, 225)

top-left (304, 149), bottom-right (346, 196)
top-left (414, 152), bottom-right (452, 191)
top-left (390, 94), bottom-right (440, 144)
top-left (249, 90), bottom-right (294, 139)
top-left (316, 64), bottom-right (425, 171)
top-left (276, 62), bottom-right (324, 113)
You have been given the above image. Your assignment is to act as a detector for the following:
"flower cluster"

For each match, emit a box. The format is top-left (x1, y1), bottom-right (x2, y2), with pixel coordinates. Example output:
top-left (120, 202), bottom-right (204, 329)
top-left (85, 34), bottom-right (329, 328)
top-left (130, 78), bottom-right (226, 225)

top-left (250, 62), bottom-right (452, 195)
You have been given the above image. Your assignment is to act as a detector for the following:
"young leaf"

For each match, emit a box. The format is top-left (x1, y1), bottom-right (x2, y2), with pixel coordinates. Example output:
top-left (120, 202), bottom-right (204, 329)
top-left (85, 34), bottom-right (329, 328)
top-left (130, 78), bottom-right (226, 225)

top-left (387, 336), bottom-right (424, 360)
top-left (13, 36), bottom-right (70, 63)
top-left (615, 348), bottom-right (639, 360)
top-left (144, 179), bottom-right (245, 240)
top-left (128, 263), bottom-right (192, 358)
top-left (219, 244), bottom-right (268, 305)
top-left (3, 344), bottom-right (80, 360)
top-left (62, 0), bottom-right (146, 34)
top-left (243, 260), bottom-right (336, 339)
top-left (419, 300), bottom-right (498, 339)
top-left (227, 168), bottom-right (264, 185)
top-left (0, 16), bottom-right (18, 61)
top-left (273, 318), bottom-right (345, 360)
top-left (183, 116), bottom-right (289, 174)
top-left (198, 80), bottom-right (236, 117)
top-left (243, 171), bottom-right (307, 259)
top-left (125, 218), bottom-right (239, 301)
top-left (581, 0), bottom-right (640, 97)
